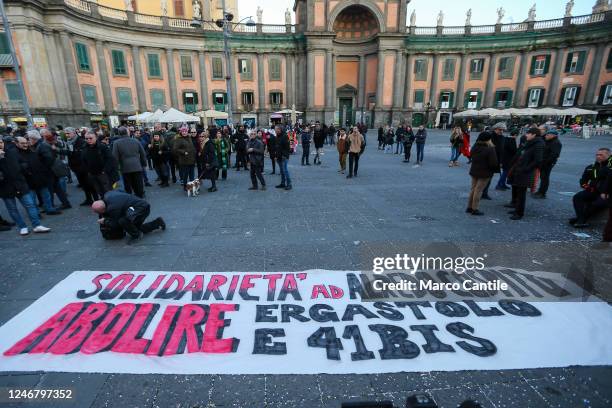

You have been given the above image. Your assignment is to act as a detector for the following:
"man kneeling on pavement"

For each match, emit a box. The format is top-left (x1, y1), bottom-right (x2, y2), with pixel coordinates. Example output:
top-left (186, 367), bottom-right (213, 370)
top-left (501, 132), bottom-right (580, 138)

top-left (91, 190), bottom-right (165, 244)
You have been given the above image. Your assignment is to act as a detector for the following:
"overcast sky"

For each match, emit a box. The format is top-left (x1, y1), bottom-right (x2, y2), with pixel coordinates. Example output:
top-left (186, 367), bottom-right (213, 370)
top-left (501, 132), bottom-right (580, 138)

top-left (238, 0), bottom-right (594, 25)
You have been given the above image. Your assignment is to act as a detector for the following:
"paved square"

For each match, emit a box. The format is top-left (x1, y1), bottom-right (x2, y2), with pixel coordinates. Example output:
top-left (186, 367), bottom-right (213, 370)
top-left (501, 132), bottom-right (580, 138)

top-left (1, 129), bottom-right (611, 407)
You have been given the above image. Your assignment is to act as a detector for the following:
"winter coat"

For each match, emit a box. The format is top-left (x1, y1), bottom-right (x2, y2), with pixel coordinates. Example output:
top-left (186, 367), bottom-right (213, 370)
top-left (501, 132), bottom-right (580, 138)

top-left (172, 136), bottom-right (197, 167)
top-left (17, 148), bottom-right (53, 190)
top-left (68, 136), bottom-right (88, 173)
top-left (313, 128), bottom-right (325, 149)
top-left (508, 137), bottom-right (544, 188)
top-left (450, 132), bottom-right (463, 148)
top-left (490, 131), bottom-right (504, 173)
top-left (247, 138), bottom-right (265, 167)
top-left (32, 140), bottom-right (55, 172)
top-left (385, 130), bottom-right (394, 145)
top-left (501, 136), bottom-right (518, 170)
top-left (395, 128), bottom-right (406, 143)
top-left (542, 137), bottom-right (562, 168)
top-left (337, 136), bottom-right (349, 154)
top-left (102, 190), bottom-right (149, 224)
top-left (415, 129), bottom-right (427, 144)
top-left (469, 142), bottom-right (499, 179)
top-left (148, 139), bottom-right (170, 166)
top-left (348, 132), bottom-right (365, 154)
top-left (579, 157), bottom-right (612, 193)
top-left (301, 130), bottom-right (312, 146)
top-left (276, 132), bottom-right (291, 160)
top-left (404, 130), bottom-right (415, 145)
top-left (0, 149), bottom-right (30, 198)
top-left (234, 132), bottom-right (248, 152)
top-left (82, 142), bottom-right (119, 182)
top-left (267, 134), bottom-right (277, 155)
top-left (112, 136), bottom-right (147, 174)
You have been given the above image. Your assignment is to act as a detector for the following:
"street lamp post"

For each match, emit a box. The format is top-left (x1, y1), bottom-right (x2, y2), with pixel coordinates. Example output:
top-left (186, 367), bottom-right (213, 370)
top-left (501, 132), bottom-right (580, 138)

top-left (192, 0), bottom-right (254, 128)
top-left (0, 0), bottom-right (32, 127)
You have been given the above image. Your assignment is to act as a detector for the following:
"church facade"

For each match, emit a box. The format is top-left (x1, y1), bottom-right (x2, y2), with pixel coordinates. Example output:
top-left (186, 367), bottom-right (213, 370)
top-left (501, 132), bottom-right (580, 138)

top-left (0, 0), bottom-right (611, 127)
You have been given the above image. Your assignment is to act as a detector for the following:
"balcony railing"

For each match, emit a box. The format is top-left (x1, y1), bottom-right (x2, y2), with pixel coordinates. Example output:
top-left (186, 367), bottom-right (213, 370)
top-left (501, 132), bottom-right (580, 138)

top-left (242, 104), bottom-right (254, 112)
top-left (0, 54), bottom-right (14, 67)
top-left (59, 1), bottom-right (607, 38)
top-left (2, 100), bottom-right (23, 110)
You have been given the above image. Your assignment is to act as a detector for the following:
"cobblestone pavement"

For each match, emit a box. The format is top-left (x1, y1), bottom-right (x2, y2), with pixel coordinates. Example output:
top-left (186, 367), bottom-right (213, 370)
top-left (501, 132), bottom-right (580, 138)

top-left (0, 129), bottom-right (611, 407)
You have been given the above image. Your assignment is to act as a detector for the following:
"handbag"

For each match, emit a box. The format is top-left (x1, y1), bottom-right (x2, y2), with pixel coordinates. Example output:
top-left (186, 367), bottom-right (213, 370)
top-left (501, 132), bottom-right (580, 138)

top-left (51, 158), bottom-right (71, 178)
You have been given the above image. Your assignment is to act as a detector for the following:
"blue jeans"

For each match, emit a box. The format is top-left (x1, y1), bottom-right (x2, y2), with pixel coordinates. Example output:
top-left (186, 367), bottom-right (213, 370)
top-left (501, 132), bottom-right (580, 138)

top-left (279, 158), bottom-right (291, 186)
top-left (35, 187), bottom-right (57, 213)
top-left (179, 165), bottom-right (195, 186)
top-left (450, 147), bottom-right (461, 162)
top-left (395, 142), bottom-right (404, 154)
top-left (384, 144), bottom-right (393, 154)
top-left (3, 194), bottom-right (41, 229)
top-left (497, 169), bottom-right (509, 188)
top-left (416, 143), bottom-right (425, 162)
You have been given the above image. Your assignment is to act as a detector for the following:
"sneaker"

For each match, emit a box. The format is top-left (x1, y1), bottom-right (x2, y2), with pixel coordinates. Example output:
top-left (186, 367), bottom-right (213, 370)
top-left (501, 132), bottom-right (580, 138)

top-left (471, 210), bottom-right (484, 216)
top-left (19, 227), bottom-right (29, 236)
top-left (275, 184), bottom-right (286, 189)
top-left (33, 225), bottom-right (51, 233)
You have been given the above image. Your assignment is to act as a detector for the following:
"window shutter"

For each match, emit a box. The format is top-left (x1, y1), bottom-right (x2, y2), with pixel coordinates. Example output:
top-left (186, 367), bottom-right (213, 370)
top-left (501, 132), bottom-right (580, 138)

top-left (438, 91), bottom-right (443, 108)
top-left (494, 90), bottom-right (500, 106)
top-left (538, 89), bottom-right (545, 107)
top-left (476, 91), bottom-right (482, 109)
top-left (449, 92), bottom-right (454, 108)
top-left (529, 56), bottom-right (536, 75)
top-left (464, 91), bottom-right (469, 108)
top-left (573, 87), bottom-right (581, 106)
top-left (597, 85), bottom-right (606, 105)
top-left (564, 52), bottom-right (573, 73)
top-left (543, 55), bottom-right (551, 75)
top-left (507, 56), bottom-right (515, 77)
top-left (506, 90), bottom-right (513, 108)
top-left (559, 88), bottom-right (565, 106)
top-left (576, 51), bottom-right (586, 73)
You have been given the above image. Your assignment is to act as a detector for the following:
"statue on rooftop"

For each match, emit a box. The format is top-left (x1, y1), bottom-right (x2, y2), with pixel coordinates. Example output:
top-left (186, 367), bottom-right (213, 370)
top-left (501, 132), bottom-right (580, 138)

top-left (256, 6), bottom-right (263, 25)
top-left (465, 9), bottom-right (472, 26)
top-left (496, 7), bottom-right (505, 24)
top-left (528, 4), bottom-right (536, 22)
top-left (437, 10), bottom-right (444, 26)
top-left (410, 10), bottom-right (416, 26)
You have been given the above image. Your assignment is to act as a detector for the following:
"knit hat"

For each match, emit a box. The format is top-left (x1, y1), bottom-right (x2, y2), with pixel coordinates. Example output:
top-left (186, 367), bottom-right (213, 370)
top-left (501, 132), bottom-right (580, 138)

top-left (545, 129), bottom-right (558, 136)
top-left (492, 122), bottom-right (507, 131)
top-left (476, 131), bottom-right (492, 142)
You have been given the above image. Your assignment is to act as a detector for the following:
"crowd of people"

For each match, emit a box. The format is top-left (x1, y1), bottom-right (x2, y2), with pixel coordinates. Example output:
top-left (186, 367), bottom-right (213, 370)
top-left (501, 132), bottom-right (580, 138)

top-left (1, 117), bottom-right (610, 243)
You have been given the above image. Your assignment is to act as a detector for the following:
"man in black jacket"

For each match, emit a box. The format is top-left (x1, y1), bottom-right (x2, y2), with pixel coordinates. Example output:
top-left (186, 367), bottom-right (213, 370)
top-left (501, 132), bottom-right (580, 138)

top-left (234, 125), bottom-right (248, 171)
top-left (496, 130), bottom-right (518, 191)
top-left (247, 131), bottom-right (266, 190)
top-left (92, 190), bottom-right (165, 244)
top-left (534, 129), bottom-right (563, 199)
top-left (82, 131), bottom-right (118, 197)
top-left (507, 127), bottom-right (544, 220)
top-left (481, 123), bottom-right (505, 199)
top-left (570, 148), bottom-right (612, 228)
top-left (300, 125), bottom-right (312, 166)
top-left (67, 128), bottom-right (97, 205)
top-left (275, 125), bottom-right (292, 190)
top-left (313, 122), bottom-right (325, 165)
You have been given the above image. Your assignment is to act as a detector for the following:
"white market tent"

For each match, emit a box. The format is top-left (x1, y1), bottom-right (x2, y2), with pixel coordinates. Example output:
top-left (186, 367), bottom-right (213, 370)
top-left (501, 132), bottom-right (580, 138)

top-left (562, 107), bottom-right (598, 117)
top-left (195, 109), bottom-right (229, 119)
top-left (127, 112), bottom-right (153, 121)
top-left (454, 109), bottom-right (487, 118)
top-left (158, 108), bottom-right (200, 123)
top-left (143, 109), bottom-right (165, 124)
top-left (454, 107), bottom-right (599, 118)
top-left (274, 109), bottom-right (303, 115)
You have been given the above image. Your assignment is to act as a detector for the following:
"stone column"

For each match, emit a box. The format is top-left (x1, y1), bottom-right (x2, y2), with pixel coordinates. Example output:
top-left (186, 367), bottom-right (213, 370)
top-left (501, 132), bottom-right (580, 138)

top-left (131, 45), bottom-right (147, 112)
top-left (514, 51), bottom-right (529, 107)
top-left (484, 53), bottom-right (497, 107)
top-left (428, 54), bottom-right (439, 106)
top-left (257, 53), bottom-right (266, 111)
top-left (358, 54), bottom-right (366, 109)
top-left (229, 55), bottom-right (238, 112)
top-left (325, 50), bottom-right (333, 108)
top-left (95, 40), bottom-right (113, 113)
top-left (307, 50), bottom-right (315, 109)
top-left (331, 53), bottom-right (337, 112)
top-left (198, 51), bottom-right (209, 110)
top-left (455, 54), bottom-right (466, 109)
top-left (286, 53), bottom-right (294, 107)
top-left (584, 43), bottom-right (606, 105)
top-left (393, 49), bottom-right (404, 108)
top-left (43, 32), bottom-right (70, 110)
top-left (403, 54), bottom-right (413, 109)
top-left (546, 48), bottom-right (564, 106)
top-left (375, 50), bottom-right (385, 107)
top-left (166, 48), bottom-right (179, 108)
top-left (59, 32), bottom-right (83, 110)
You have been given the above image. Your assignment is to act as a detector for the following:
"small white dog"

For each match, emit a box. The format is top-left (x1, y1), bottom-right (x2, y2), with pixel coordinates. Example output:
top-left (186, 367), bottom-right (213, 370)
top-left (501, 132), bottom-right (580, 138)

top-left (185, 179), bottom-right (201, 197)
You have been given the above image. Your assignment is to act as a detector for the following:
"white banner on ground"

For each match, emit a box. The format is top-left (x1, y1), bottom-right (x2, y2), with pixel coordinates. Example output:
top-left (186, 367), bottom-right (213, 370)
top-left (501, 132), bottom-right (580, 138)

top-left (0, 270), bottom-right (611, 374)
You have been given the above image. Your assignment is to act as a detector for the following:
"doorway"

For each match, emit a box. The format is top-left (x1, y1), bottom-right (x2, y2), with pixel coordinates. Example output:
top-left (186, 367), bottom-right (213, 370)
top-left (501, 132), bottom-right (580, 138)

top-left (339, 97), bottom-right (353, 127)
